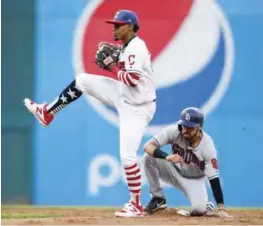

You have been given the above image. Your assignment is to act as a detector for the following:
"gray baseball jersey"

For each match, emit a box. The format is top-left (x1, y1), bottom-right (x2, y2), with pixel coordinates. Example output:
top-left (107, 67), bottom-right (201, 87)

top-left (152, 124), bottom-right (219, 179)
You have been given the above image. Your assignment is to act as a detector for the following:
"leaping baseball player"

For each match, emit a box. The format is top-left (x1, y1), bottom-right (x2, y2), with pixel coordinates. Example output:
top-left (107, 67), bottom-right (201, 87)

top-left (24, 10), bottom-right (156, 217)
top-left (143, 107), bottom-right (232, 218)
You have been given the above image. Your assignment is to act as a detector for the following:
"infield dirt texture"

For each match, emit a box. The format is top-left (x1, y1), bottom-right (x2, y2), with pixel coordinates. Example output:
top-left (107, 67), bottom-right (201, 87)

top-left (2, 206), bottom-right (263, 225)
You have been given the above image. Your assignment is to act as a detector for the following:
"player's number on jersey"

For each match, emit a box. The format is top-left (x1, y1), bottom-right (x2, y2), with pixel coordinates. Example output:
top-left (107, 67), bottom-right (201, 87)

top-left (211, 158), bottom-right (218, 169)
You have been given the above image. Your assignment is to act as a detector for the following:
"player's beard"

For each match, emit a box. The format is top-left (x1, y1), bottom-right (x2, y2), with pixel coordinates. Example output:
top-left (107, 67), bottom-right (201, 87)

top-left (183, 134), bottom-right (191, 140)
top-left (188, 130), bottom-right (202, 146)
top-left (183, 129), bottom-right (199, 142)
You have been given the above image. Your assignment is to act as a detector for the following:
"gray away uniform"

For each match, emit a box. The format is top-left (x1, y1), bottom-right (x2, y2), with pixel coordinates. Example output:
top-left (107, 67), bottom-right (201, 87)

top-left (144, 124), bottom-right (219, 213)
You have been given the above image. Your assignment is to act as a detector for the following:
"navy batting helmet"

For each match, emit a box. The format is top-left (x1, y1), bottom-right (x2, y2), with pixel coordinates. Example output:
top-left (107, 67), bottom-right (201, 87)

top-left (178, 107), bottom-right (204, 128)
top-left (105, 10), bottom-right (140, 30)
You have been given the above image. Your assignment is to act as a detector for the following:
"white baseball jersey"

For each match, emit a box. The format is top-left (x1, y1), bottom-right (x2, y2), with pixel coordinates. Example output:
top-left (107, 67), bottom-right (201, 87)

top-left (117, 36), bottom-right (156, 105)
top-left (152, 123), bottom-right (219, 179)
top-left (76, 37), bottom-right (156, 167)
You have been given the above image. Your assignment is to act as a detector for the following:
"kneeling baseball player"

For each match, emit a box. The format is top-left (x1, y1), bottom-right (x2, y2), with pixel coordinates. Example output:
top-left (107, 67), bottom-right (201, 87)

top-left (143, 107), bottom-right (232, 218)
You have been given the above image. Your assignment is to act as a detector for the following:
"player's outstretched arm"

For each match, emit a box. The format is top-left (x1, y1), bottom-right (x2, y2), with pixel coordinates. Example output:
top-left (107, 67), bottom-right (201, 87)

top-left (204, 138), bottom-right (233, 219)
top-left (209, 177), bottom-right (233, 218)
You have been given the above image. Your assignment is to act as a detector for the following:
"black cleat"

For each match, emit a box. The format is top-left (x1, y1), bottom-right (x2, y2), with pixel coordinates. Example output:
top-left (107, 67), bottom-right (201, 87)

top-left (144, 197), bottom-right (167, 214)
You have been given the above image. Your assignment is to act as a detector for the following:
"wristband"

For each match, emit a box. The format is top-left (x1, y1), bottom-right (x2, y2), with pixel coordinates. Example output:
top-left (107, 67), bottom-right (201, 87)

top-left (153, 148), bottom-right (168, 159)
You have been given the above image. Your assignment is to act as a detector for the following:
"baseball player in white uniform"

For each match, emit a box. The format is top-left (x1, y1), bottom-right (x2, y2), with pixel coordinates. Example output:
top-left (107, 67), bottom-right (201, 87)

top-left (143, 107), bottom-right (232, 218)
top-left (24, 10), bottom-right (156, 217)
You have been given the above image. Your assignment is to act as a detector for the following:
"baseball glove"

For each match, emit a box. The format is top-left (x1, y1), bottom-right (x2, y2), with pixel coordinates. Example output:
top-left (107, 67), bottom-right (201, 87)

top-left (95, 42), bottom-right (121, 70)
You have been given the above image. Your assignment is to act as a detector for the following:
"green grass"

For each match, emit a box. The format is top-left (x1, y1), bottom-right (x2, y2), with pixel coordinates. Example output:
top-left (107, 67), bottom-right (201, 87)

top-left (1, 212), bottom-right (62, 219)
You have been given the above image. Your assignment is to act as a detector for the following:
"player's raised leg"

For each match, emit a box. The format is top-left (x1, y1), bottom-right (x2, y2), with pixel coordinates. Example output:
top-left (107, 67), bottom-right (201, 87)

top-left (75, 73), bottom-right (119, 108)
top-left (24, 79), bottom-right (82, 126)
top-left (24, 73), bottom-right (119, 126)
top-left (115, 102), bottom-right (155, 217)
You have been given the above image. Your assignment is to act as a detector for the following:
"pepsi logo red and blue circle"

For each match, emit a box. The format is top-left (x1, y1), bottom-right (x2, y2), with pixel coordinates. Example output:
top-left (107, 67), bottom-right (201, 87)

top-left (74, 0), bottom-right (234, 134)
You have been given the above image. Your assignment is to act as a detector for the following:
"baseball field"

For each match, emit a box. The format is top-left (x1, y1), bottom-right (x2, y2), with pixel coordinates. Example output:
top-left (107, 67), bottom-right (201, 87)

top-left (1, 206), bottom-right (263, 225)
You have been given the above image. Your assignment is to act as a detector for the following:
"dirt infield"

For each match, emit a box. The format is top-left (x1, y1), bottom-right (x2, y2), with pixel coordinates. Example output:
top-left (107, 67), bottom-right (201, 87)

top-left (2, 207), bottom-right (263, 225)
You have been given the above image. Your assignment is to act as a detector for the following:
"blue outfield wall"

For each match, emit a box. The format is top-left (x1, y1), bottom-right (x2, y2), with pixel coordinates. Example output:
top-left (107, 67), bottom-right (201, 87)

top-left (34, 0), bottom-right (263, 206)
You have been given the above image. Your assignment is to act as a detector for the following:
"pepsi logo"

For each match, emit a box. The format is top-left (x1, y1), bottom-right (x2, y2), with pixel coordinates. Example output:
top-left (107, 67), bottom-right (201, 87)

top-left (73, 0), bottom-right (234, 134)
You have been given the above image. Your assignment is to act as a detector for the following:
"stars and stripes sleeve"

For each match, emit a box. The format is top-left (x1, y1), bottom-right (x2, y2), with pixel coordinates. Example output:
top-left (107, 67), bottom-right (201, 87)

top-left (117, 70), bottom-right (141, 87)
